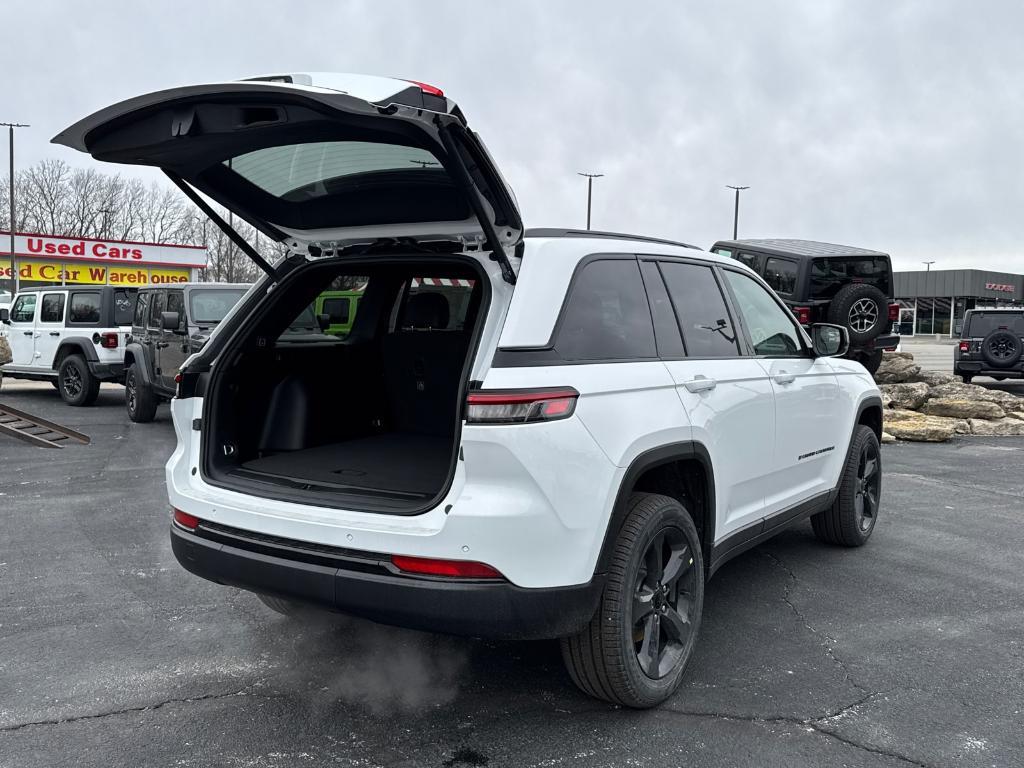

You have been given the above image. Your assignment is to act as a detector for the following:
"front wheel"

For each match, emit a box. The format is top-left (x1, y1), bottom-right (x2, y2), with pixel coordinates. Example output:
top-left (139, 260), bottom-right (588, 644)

top-left (811, 425), bottom-right (881, 546)
top-left (561, 492), bottom-right (704, 708)
top-left (58, 355), bottom-right (100, 407)
top-left (126, 364), bottom-right (159, 423)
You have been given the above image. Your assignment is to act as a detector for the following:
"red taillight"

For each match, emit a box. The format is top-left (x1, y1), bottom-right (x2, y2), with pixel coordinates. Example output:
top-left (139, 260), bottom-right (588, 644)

top-left (466, 388), bottom-right (579, 424)
top-left (959, 341), bottom-right (970, 352)
top-left (793, 307), bottom-right (811, 325)
top-left (172, 508), bottom-right (200, 531)
top-left (888, 303), bottom-right (900, 322)
top-left (405, 80), bottom-right (444, 97)
top-left (100, 332), bottom-right (119, 349)
top-left (391, 555), bottom-right (502, 579)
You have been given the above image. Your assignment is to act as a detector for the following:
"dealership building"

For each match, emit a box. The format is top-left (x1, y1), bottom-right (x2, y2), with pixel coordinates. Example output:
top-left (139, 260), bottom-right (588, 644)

top-left (1, 231), bottom-right (206, 290)
top-left (893, 268), bottom-right (1023, 337)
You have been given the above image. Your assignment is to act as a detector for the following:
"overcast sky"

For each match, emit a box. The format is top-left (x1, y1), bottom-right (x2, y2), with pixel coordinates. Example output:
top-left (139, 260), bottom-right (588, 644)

top-left (3, 0), bottom-right (1024, 273)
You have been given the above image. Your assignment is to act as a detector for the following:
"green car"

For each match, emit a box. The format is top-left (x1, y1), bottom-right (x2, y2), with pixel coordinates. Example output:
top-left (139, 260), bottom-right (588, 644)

top-left (314, 290), bottom-right (362, 336)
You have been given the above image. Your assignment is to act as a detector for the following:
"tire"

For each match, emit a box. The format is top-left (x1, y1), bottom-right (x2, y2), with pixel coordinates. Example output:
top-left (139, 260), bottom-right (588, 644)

top-left (561, 492), bottom-right (704, 708)
top-left (827, 284), bottom-right (888, 345)
top-left (980, 329), bottom-right (1022, 369)
top-left (58, 355), bottom-right (100, 407)
top-left (256, 593), bottom-right (305, 616)
top-left (811, 425), bottom-right (881, 547)
top-left (854, 348), bottom-right (883, 375)
top-left (126, 364), bottom-right (159, 423)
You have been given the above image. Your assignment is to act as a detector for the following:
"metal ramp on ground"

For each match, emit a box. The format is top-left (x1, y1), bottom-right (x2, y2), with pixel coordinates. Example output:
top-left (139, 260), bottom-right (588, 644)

top-left (0, 403), bottom-right (91, 448)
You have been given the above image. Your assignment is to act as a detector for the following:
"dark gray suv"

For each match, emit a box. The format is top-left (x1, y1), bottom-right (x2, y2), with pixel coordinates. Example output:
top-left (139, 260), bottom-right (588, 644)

top-left (125, 283), bottom-right (249, 422)
top-left (954, 308), bottom-right (1024, 383)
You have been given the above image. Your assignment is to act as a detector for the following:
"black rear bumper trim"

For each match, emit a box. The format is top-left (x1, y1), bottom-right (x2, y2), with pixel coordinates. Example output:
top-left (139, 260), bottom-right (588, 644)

top-left (171, 525), bottom-right (604, 639)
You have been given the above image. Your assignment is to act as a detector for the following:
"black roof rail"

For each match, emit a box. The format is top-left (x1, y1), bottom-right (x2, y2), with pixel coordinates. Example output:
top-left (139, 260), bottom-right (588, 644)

top-left (525, 228), bottom-right (701, 251)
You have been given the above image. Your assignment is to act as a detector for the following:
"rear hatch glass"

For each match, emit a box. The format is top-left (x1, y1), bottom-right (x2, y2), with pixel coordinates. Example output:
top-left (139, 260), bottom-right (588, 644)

top-left (810, 257), bottom-right (892, 298)
top-left (965, 312), bottom-right (1024, 337)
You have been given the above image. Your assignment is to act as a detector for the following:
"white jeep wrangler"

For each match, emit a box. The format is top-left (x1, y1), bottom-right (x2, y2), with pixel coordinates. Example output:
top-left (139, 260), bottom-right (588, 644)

top-left (57, 73), bottom-right (884, 708)
top-left (0, 286), bottom-right (136, 405)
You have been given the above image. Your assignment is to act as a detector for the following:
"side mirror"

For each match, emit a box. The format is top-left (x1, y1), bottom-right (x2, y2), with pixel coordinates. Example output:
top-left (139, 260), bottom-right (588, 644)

top-left (160, 311), bottom-right (182, 332)
top-left (316, 313), bottom-right (330, 332)
top-left (810, 323), bottom-right (849, 357)
top-left (0, 308), bottom-right (8, 324)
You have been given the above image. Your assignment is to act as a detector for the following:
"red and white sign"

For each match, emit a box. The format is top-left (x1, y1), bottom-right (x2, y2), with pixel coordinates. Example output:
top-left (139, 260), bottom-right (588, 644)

top-left (0, 231), bottom-right (207, 269)
top-left (985, 282), bottom-right (1015, 293)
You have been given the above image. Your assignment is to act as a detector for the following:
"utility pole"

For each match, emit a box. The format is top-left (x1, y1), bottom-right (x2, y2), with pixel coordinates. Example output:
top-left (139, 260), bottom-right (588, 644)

top-left (726, 185), bottom-right (749, 240)
top-left (922, 261), bottom-right (935, 272)
top-left (2, 122), bottom-right (29, 294)
top-left (577, 172), bottom-right (603, 230)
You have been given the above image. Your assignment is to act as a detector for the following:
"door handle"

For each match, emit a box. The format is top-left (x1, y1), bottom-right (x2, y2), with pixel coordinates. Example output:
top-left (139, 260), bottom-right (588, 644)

top-left (23, 331), bottom-right (33, 336)
top-left (156, 342), bottom-right (169, 349)
top-left (773, 370), bottom-right (796, 385)
top-left (683, 376), bottom-right (717, 393)
top-left (49, 331), bottom-right (60, 337)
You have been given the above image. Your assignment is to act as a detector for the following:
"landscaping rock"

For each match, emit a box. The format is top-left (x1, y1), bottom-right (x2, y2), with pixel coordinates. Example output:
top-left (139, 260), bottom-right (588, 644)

top-left (875, 357), bottom-right (921, 384)
top-left (920, 398), bottom-right (1006, 420)
top-left (880, 382), bottom-right (931, 410)
top-left (885, 413), bottom-right (957, 442)
top-left (913, 370), bottom-right (956, 387)
top-left (884, 408), bottom-right (923, 422)
top-left (1007, 412), bottom-right (1024, 422)
top-left (880, 431), bottom-right (896, 443)
top-left (884, 351), bottom-right (915, 361)
top-left (927, 382), bottom-right (1024, 412)
top-left (0, 337), bottom-right (10, 366)
top-left (968, 417), bottom-right (1024, 436)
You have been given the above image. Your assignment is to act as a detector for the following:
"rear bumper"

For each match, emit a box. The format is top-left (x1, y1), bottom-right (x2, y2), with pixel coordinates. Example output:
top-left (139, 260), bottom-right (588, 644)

top-left (954, 361), bottom-right (1024, 378)
top-left (87, 361), bottom-right (124, 382)
top-left (869, 334), bottom-right (900, 351)
top-left (171, 523), bottom-right (604, 639)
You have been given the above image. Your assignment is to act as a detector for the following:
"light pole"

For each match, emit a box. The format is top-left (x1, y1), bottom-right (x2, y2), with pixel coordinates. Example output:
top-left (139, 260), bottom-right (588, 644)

top-left (577, 172), bottom-right (603, 230)
top-left (726, 185), bottom-right (749, 240)
top-left (2, 122), bottom-right (29, 294)
top-left (922, 261), bottom-right (935, 272)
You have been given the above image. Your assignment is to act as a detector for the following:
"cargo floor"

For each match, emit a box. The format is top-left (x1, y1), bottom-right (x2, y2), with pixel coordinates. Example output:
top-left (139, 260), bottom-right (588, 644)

top-left (239, 433), bottom-right (452, 497)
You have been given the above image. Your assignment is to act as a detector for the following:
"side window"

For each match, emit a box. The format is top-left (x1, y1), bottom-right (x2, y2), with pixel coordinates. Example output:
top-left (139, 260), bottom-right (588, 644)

top-left (724, 270), bottom-right (804, 357)
top-left (712, 247), bottom-right (733, 259)
top-left (165, 291), bottom-right (185, 328)
top-left (555, 259), bottom-right (656, 361)
top-left (660, 262), bottom-right (739, 357)
top-left (69, 293), bottom-right (101, 324)
top-left (148, 292), bottom-right (166, 328)
top-left (40, 293), bottom-right (66, 323)
top-left (639, 260), bottom-right (685, 358)
top-left (134, 293), bottom-right (149, 328)
top-left (395, 278), bottom-right (476, 331)
top-left (10, 294), bottom-right (37, 323)
top-left (763, 258), bottom-right (798, 295)
top-left (736, 252), bottom-right (761, 271)
top-left (113, 290), bottom-right (136, 326)
top-left (323, 298), bottom-right (350, 324)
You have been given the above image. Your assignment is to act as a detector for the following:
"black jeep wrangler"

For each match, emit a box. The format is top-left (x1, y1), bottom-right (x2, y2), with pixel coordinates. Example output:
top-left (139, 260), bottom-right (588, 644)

top-left (954, 308), bottom-right (1024, 383)
top-left (710, 239), bottom-right (900, 373)
top-left (124, 283), bottom-right (249, 422)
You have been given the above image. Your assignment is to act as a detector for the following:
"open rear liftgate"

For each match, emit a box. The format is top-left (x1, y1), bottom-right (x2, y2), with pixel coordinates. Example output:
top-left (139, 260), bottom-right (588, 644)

top-left (0, 403), bottom-right (91, 448)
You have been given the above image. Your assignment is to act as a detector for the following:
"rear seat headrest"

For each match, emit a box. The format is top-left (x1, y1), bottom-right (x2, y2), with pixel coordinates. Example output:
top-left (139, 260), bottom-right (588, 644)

top-left (403, 292), bottom-right (450, 330)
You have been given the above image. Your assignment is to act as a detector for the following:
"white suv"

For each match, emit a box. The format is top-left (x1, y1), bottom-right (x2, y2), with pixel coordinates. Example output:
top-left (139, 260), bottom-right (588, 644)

top-left (58, 73), bottom-right (884, 708)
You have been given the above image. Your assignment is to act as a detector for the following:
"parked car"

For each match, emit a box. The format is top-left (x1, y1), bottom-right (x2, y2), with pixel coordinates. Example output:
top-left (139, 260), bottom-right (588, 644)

top-left (124, 283), bottom-right (250, 422)
top-left (954, 308), bottom-right (1024, 383)
top-left (58, 73), bottom-right (885, 709)
top-left (709, 239), bottom-right (901, 374)
top-left (0, 286), bottom-right (137, 404)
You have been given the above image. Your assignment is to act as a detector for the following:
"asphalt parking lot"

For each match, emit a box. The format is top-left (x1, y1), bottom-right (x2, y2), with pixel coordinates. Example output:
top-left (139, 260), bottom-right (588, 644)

top-left (1, 381), bottom-right (1023, 768)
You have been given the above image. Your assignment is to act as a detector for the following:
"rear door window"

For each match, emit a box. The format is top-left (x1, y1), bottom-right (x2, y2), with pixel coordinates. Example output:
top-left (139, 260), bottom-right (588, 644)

top-left (40, 293), bottom-right (66, 323)
top-left (148, 291), bottom-right (166, 329)
top-left (113, 290), bottom-right (136, 325)
top-left (735, 252), bottom-right (761, 271)
top-left (133, 292), bottom-right (149, 329)
top-left (763, 258), bottom-right (798, 295)
top-left (660, 262), bottom-right (740, 357)
top-left (554, 259), bottom-right (656, 361)
top-left (966, 312), bottom-right (1024, 337)
top-left (68, 292), bottom-right (101, 324)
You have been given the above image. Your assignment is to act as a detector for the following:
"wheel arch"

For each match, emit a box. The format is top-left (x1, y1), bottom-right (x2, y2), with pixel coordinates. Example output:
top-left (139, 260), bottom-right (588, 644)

top-left (53, 337), bottom-right (98, 369)
top-left (594, 442), bottom-right (716, 579)
top-left (856, 395), bottom-right (884, 440)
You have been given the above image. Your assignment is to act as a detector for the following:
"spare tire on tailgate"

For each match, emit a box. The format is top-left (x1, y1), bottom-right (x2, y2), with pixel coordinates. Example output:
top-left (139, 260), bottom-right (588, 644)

top-left (981, 329), bottom-right (1022, 369)
top-left (828, 283), bottom-right (888, 344)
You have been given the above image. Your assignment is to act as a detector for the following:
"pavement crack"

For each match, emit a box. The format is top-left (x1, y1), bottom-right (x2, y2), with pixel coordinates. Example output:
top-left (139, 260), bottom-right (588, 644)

top-left (762, 551), bottom-right (869, 696)
top-left (0, 687), bottom-right (265, 732)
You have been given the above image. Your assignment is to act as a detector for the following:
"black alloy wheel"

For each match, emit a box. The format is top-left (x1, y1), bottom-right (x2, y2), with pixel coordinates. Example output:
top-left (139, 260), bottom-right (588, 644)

top-left (633, 528), bottom-right (698, 679)
top-left (854, 438), bottom-right (880, 535)
top-left (811, 424), bottom-right (881, 547)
